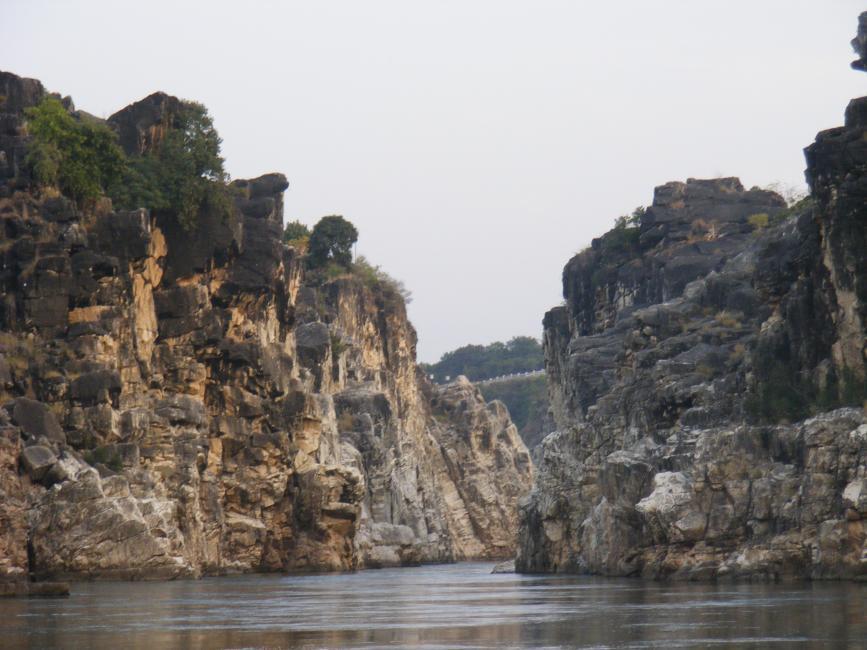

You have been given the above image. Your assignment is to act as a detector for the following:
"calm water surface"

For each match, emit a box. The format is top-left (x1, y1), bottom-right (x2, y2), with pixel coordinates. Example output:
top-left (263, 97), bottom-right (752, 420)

top-left (1, 562), bottom-right (865, 649)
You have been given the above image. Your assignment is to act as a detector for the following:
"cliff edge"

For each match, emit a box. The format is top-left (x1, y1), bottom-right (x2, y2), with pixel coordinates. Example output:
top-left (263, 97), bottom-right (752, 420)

top-left (517, 14), bottom-right (867, 581)
top-left (0, 74), bottom-right (532, 583)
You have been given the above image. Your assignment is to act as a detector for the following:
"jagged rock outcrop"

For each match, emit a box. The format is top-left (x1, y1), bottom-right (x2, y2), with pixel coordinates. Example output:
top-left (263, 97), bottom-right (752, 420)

top-left (518, 17), bottom-right (867, 580)
top-left (0, 72), bottom-right (532, 582)
top-left (852, 11), bottom-right (867, 72)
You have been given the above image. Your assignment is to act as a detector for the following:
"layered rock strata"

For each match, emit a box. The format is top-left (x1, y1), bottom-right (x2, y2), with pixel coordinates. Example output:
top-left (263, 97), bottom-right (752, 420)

top-left (518, 19), bottom-right (867, 579)
top-left (0, 72), bottom-right (532, 582)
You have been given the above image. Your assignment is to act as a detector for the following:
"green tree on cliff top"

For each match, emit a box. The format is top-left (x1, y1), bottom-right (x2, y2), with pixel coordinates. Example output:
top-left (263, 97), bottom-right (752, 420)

top-left (110, 101), bottom-right (231, 230)
top-left (307, 215), bottom-right (358, 268)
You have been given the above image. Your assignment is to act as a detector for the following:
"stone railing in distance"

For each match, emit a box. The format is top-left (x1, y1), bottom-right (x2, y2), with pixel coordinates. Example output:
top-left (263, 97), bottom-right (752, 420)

top-left (432, 369), bottom-right (546, 387)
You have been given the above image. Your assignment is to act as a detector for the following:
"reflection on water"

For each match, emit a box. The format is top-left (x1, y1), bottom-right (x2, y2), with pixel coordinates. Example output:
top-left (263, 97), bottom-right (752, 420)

top-left (1, 562), bottom-right (865, 648)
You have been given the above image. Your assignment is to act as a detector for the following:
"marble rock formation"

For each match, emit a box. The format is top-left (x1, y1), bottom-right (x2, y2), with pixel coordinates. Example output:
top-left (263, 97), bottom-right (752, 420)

top-left (517, 17), bottom-right (867, 581)
top-left (0, 72), bottom-right (532, 582)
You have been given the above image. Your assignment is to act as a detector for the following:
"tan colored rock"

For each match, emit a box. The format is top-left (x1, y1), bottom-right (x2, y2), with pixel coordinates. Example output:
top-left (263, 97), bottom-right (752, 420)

top-left (0, 426), bottom-right (28, 582)
top-left (0, 80), bottom-right (533, 581)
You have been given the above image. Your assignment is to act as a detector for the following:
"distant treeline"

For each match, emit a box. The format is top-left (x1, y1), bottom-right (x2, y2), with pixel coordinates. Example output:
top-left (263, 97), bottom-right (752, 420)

top-left (421, 336), bottom-right (543, 383)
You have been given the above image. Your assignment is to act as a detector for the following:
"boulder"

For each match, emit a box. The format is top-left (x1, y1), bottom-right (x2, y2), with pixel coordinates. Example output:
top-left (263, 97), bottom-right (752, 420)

top-left (107, 91), bottom-right (183, 156)
top-left (154, 395), bottom-right (205, 425)
top-left (231, 173), bottom-right (289, 201)
top-left (10, 398), bottom-right (64, 443)
top-left (296, 322), bottom-right (331, 368)
top-left (90, 209), bottom-right (151, 262)
top-left (491, 559), bottom-right (516, 573)
top-left (19, 445), bottom-right (57, 482)
top-left (69, 370), bottom-right (122, 405)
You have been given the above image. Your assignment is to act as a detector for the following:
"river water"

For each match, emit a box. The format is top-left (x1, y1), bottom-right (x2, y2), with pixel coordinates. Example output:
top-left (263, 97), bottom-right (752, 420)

top-left (1, 562), bottom-right (864, 649)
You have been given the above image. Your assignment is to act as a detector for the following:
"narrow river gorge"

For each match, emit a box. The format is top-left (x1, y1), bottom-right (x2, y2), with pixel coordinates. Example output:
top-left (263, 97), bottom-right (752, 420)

top-left (1, 9), bottom-right (867, 649)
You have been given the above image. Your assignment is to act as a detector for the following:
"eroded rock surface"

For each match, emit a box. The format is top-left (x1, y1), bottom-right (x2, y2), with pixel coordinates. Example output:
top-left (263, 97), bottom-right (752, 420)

top-left (518, 20), bottom-right (867, 579)
top-left (0, 72), bottom-right (532, 581)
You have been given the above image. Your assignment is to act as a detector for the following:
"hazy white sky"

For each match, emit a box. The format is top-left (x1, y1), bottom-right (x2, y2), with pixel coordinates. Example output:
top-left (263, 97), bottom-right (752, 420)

top-left (2, 1), bottom-right (864, 361)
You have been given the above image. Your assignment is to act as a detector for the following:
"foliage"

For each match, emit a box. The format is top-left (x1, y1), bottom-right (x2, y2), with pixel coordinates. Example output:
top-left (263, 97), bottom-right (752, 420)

top-left (421, 336), bottom-right (543, 383)
top-left (283, 220), bottom-right (311, 246)
top-left (320, 262), bottom-right (353, 281)
top-left (762, 182), bottom-right (809, 206)
top-left (307, 215), bottom-right (358, 269)
top-left (598, 205), bottom-right (644, 255)
top-left (109, 101), bottom-right (231, 230)
top-left (769, 196), bottom-right (814, 224)
top-left (614, 206), bottom-right (645, 230)
top-left (25, 96), bottom-right (232, 230)
top-left (330, 334), bottom-right (348, 358)
top-left (747, 213), bottom-right (770, 230)
top-left (25, 97), bottom-right (125, 205)
top-left (353, 256), bottom-right (413, 305)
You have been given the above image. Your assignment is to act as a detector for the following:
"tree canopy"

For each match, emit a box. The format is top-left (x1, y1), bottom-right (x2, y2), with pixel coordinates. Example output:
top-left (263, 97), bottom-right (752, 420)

top-left (283, 220), bottom-right (311, 245)
top-left (109, 101), bottom-right (231, 230)
top-left (421, 336), bottom-right (544, 382)
top-left (307, 215), bottom-right (358, 268)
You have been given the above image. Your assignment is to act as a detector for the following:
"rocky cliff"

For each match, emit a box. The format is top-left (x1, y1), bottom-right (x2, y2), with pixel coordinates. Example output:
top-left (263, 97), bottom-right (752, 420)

top-left (517, 15), bottom-right (867, 581)
top-left (0, 72), bottom-right (532, 583)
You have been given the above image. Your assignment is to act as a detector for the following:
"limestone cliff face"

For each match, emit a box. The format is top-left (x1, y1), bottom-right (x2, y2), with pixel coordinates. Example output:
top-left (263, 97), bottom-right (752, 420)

top-left (0, 72), bottom-right (532, 582)
top-left (518, 19), bottom-right (867, 580)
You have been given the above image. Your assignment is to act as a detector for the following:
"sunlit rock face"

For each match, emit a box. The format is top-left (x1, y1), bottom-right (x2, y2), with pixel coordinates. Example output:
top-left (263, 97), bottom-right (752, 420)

top-left (518, 16), bottom-right (867, 581)
top-left (0, 72), bottom-right (533, 581)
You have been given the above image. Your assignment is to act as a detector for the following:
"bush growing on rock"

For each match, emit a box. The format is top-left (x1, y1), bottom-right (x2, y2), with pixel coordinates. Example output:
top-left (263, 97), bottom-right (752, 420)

top-left (592, 205), bottom-right (645, 256)
top-left (614, 206), bottom-right (645, 230)
top-left (25, 97), bottom-right (125, 205)
top-left (283, 220), bottom-right (311, 247)
top-left (353, 256), bottom-right (413, 305)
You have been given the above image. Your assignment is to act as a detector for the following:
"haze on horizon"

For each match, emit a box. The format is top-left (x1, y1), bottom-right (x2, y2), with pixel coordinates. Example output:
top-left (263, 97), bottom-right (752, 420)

top-left (2, 1), bottom-right (863, 362)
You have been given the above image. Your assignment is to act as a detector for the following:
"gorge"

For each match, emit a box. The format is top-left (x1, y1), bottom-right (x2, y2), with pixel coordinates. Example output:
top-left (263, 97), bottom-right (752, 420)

top-left (0, 10), bottom-right (866, 608)
top-left (0, 73), bottom-right (532, 587)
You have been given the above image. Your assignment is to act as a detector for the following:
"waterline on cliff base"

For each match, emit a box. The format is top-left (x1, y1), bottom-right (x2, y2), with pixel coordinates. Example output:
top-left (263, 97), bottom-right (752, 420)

top-left (1, 563), bottom-right (865, 648)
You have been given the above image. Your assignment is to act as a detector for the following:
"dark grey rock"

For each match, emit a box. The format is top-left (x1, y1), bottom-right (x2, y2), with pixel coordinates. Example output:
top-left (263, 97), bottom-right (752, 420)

top-left (296, 322), bottom-right (331, 366)
top-left (852, 11), bottom-right (867, 71)
top-left (10, 398), bottom-right (64, 443)
top-left (155, 395), bottom-right (205, 425)
top-left (69, 370), bottom-right (122, 405)
top-left (0, 354), bottom-right (10, 386)
top-left (20, 445), bottom-right (57, 481)
top-left (107, 91), bottom-right (183, 156)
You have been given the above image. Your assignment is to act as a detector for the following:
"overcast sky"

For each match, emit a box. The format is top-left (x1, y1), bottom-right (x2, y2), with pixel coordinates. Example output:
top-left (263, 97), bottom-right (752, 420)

top-left (2, 1), bottom-right (864, 361)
